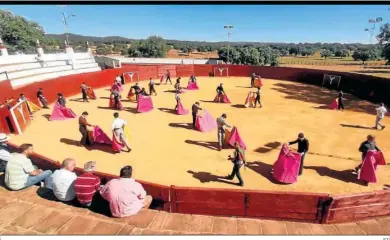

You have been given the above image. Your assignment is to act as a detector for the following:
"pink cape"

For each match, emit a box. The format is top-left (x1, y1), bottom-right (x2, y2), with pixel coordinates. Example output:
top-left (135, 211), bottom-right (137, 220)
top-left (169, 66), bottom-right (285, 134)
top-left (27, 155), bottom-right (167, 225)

top-left (227, 127), bottom-right (247, 150)
top-left (213, 94), bottom-right (231, 103)
top-left (176, 100), bottom-right (189, 115)
top-left (272, 144), bottom-right (302, 184)
top-left (110, 83), bottom-right (119, 92)
top-left (358, 150), bottom-right (386, 183)
top-left (187, 82), bottom-right (199, 90)
top-left (160, 75), bottom-right (165, 83)
top-left (112, 133), bottom-right (125, 152)
top-left (109, 96), bottom-right (124, 110)
top-left (49, 103), bottom-right (77, 121)
top-left (329, 99), bottom-right (338, 110)
top-left (195, 110), bottom-right (217, 132)
top-left (93, 126), bottom-right (112, 145)
top-left (137, 96), bottom-right (154, 113)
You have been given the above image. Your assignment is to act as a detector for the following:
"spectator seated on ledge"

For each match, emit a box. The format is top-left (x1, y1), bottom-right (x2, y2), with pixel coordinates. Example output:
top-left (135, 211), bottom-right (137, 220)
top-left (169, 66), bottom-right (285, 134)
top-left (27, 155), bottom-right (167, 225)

top-left (75, 161), bottom-right (101, 207)
top-left (0, 133), bottom-right (11, 173)
top-left (52, 158), bottom-right (77, 202)
top-left (5, 144), bottom-right (52, 190)
top-left (100, 165), bottom-right (152, 218)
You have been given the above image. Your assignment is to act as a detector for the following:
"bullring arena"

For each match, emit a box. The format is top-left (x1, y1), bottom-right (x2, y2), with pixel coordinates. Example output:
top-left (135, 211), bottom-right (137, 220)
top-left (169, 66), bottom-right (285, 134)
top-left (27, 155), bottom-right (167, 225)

top-left (1, 63), bottom-right (390, 228)
top-left (9, 76), bottom-right (390, 194)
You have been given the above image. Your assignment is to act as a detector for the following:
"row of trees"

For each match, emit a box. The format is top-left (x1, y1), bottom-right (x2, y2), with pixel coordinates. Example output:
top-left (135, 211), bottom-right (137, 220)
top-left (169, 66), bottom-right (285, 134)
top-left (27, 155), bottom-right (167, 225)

top-left (218, 46), bottom-right (279, 66)
top-left (3, 9), bottom-right (390, 66)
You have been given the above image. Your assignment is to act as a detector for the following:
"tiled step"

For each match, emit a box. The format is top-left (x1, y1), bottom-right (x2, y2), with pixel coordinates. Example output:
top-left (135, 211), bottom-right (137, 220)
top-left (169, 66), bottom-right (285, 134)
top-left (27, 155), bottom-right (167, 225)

top-left (0, 185), bottom-right (389, 235)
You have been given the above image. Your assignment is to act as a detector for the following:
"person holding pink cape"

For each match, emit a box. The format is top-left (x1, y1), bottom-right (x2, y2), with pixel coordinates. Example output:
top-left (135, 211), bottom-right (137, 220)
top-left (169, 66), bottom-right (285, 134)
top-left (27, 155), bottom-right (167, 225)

top-left (111, 112), bottom-right (131, 153)
top-left (354, 135), bottom-right (381, 174)
top-left (288, 133), bottom-right (309, 176)
top-left (217, 113), bottom-right (232, 151)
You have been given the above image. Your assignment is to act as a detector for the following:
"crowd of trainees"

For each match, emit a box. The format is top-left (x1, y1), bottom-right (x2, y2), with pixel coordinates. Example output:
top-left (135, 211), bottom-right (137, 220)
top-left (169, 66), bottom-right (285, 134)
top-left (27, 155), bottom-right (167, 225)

top-left (0, 142), bottom-right (152, 218)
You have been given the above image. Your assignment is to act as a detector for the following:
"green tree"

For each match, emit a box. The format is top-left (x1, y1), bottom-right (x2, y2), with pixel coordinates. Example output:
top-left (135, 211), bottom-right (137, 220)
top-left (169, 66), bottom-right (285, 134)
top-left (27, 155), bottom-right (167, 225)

top-left (289, 46), bottom-right (299, 56)
top-left (96, 45), bottom-right (111, 55)
top-left (334, 49), bottom-right (349, 58)
top-left (218, 47), bottom-right (239, 64)
top-left (351, 49), bottom-right (379, 64)
top-left (128, 36), bottom-right (169, 58)
top-left (0, 9), bottom-right (58, 54)
top-left (112, 43), bottom-right (128, 55)
top-left (320, 49), bottom-right (332, 59)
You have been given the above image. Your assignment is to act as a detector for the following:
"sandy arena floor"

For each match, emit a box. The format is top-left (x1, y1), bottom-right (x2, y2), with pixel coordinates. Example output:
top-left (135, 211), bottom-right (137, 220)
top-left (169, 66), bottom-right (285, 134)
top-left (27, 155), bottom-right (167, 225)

top-left (10, 77), bottom-right (390, 195)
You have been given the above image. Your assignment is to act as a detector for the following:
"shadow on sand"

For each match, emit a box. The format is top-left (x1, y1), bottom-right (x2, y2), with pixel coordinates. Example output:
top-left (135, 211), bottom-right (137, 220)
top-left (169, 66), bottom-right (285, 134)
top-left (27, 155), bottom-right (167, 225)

top-left (272, 82), bottom-right (377, 115)
top-left (304, 166), bottom-right (367, 186)
top-left (187, 170), bottom-right (238, 186)
top-left (340, 123), bottom-right (374, 130)
top-left (158, 108), bottom-right (176, 115)
top-left (185, 140), bottom-right (219, 151)
top-left (60, 138), bottom-right (116, 154)
top-left (254, 141), bottom-right (282, 154)
top-left (169, 123), bottom-right (193, 130)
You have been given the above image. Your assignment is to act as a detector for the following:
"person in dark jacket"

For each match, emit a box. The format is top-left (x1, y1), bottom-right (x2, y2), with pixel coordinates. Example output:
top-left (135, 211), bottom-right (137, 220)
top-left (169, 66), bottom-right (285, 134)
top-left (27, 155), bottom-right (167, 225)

top-left (251, 72), bottom-right (257, 87)
top-left (79, 111), bottom-right (93, 146)
top-left (338, 90), bottom-right (344, 111)
top-left (80, 82), bottom-right (89, 103)
top-left (191, 102), bottom-right (202, 128)
top-left (288, 133), bottom-right (309, 176)
top-left (37, 88), bottom-right (49, 109)
top-left (57, 93), bottom-right (66, 107)
top-left (354, 135), bottom-right (381, 173)
top-left (225, 142), bottom-right (246, 187)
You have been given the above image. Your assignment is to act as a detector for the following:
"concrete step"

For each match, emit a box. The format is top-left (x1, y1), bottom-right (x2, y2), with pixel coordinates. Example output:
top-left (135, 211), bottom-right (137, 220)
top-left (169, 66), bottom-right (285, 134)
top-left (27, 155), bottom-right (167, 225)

top-left (11, 66), bottom-right (101, 88)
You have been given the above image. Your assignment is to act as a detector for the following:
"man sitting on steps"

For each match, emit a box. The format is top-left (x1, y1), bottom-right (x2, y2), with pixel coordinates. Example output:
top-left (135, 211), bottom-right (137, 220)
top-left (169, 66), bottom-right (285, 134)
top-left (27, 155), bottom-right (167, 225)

top-left (100, 165), bottom-right (152, 218)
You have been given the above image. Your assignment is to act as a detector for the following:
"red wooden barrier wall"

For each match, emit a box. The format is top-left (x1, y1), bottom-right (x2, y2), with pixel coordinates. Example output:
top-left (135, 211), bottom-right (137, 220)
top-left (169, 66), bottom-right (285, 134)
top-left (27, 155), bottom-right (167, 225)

top-left (171, 186), bottom-right (246, 217)
top-left (323, 190), bottom-right (390, 224)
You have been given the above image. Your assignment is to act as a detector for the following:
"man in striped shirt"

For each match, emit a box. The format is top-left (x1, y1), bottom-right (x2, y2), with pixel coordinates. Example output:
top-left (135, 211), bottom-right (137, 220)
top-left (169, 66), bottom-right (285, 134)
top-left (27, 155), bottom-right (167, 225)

top-left (74, 161), bottom-right (101, 207)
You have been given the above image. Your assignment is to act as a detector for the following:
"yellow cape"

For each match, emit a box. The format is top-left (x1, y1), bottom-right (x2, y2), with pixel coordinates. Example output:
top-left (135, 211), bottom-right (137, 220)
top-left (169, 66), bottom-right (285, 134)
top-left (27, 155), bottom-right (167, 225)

top-left (124, 125), bottom-right (131, 141)
top-left (27, 101), bottom-right (40, 113)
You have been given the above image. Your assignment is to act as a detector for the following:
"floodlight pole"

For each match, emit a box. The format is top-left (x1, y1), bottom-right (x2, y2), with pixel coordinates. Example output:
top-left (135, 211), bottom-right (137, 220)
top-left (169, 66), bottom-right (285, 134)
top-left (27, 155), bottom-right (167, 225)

top-left (62, 12), bottom-right (76, 46)
top-left (368, 17), bottom-right (382, 43)
top-left (224, 25), bottom-right (234, 64)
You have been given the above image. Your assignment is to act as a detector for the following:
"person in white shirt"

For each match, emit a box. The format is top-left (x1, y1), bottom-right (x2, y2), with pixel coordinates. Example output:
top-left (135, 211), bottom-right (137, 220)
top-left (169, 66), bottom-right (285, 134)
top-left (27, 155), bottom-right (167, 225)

top-left (174, 92), bottom-right (181, 111)
top-left (51, 158), bottom-right (77, 202)
top-left (115, 75), bottom-right (121, 84)
top-left (112, 112), bottom-right (131, 152)
top-left (0, 133), bottom-right (11, 172)
top-left (375, 103), bottom-right (387, 130)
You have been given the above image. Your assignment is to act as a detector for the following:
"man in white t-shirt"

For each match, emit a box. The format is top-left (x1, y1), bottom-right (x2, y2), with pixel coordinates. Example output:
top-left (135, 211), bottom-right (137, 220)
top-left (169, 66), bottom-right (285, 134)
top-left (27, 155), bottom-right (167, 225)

top-left (112, 112), bottom-right (131, 152)
top-left (375, 103), bottom-right (387, 130)
top-left (51, 158), bottom-right (77, 202)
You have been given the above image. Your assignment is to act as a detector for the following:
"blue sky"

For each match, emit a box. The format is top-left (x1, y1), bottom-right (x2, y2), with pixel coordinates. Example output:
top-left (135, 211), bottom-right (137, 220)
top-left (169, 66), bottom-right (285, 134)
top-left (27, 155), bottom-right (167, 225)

top-left (1, 5), bottom-right (389, 43)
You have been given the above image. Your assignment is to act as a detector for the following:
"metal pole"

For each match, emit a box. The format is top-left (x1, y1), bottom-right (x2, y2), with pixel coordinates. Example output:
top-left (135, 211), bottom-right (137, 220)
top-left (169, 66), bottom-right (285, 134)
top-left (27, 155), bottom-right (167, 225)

top-left (227, 31), bottom-right (230, 64)
top-left (62, 12), bottom-right (69, 45)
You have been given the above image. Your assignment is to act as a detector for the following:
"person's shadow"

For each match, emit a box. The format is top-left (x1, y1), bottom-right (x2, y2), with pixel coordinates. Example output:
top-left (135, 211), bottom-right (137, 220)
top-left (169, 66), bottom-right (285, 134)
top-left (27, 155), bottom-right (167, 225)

top-left (185, 140), bottom-right (219, 151)
top-left (158, 108), bottom-right (176, 115)
top-left (304, 166), bottom-right (367, 186)
top-left (169, 123), bottom-right (193, 130)
top-left (340, 123), bottom-right (374, 130)
top-left (60, 138), bottom-right (115, 154)
top-left (245, 161), bottom-right (284, 184)
top-left (187, 170), bottom-right (237, 186)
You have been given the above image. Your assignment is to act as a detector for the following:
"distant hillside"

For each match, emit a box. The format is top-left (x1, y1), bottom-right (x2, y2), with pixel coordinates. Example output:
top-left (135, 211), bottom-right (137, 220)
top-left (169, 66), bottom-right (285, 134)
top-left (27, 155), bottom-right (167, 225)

top-left (46, 33), bottom-right (133, 43)
top-left (46, 33), bottom-right (378, 48)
